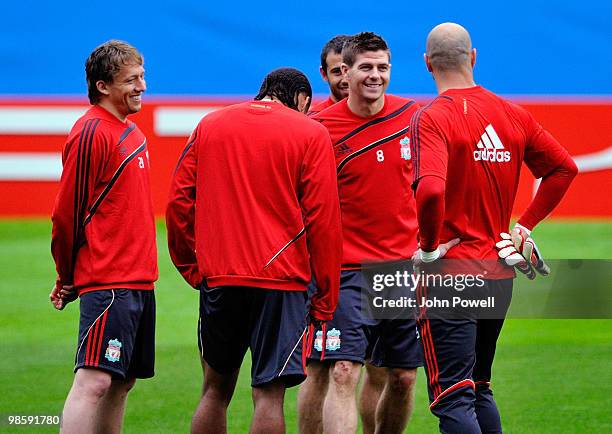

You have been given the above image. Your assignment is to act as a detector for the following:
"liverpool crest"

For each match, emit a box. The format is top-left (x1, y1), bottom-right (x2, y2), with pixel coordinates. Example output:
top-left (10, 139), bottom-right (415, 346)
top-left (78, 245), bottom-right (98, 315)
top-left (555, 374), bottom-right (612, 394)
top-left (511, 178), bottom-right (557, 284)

top-left (399, 136), bottom-right (411, 160)
top-left (105, 339), bottom-right (122, 362)
top-left (326, 328), bottom-right (341, 351)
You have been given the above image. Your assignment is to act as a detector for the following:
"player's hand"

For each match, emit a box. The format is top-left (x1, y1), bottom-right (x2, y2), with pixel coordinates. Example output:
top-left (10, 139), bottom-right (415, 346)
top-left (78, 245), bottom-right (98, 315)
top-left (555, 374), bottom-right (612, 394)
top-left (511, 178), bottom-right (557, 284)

top-left (307, 316), bottom-right (324, 329)
top-left (510, 224), bottom-right (550, 276)
top-left (50, 282), bottom-right (77, 310)
top-left (412, 238), bottom-right (460, 266)
top-left (49, 283), bottom-right (64, 310)
top-left (60, 284), bottom-right (78, 304)
top-left (496, 233), bottom-right (536, 279)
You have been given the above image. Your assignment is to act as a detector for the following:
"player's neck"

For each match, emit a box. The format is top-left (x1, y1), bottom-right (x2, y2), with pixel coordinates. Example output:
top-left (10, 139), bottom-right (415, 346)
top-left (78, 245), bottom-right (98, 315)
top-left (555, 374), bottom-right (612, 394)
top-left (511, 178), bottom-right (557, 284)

top-left (97, 101), bottom-right (128, 123)
top-left (434, 71), bottom-right (476, 95)
top-left (347, 95), bottom-right (385, 117)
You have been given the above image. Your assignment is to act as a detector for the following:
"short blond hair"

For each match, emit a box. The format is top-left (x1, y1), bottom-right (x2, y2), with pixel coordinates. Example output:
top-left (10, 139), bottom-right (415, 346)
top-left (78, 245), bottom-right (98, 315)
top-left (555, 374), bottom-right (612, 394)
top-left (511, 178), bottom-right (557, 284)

top-left (85, 40), bottom-right (143, 104)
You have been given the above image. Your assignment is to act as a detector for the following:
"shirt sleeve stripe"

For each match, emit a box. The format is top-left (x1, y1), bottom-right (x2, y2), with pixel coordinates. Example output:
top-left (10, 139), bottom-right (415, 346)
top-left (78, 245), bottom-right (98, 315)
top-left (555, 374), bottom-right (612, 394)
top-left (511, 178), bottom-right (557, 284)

top-left (410, 108), bottom-right (425, 182)
top-left (71, 119), bottom-right (94, 269)
top-left (174, 130), bottom-right (198, 174)
top-left (71, 119), bottom-right (100, 271)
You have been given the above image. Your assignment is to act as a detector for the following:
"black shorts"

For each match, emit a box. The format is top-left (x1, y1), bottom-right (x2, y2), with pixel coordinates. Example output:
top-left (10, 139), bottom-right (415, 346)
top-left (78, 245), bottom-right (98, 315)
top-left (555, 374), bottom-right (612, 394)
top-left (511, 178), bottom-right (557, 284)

top-left (309, 269), bottom-right (423, 369)
top-left (75, 289), bottom-right (156, 379)
top-left (417, 278), bottom-right (513, 407)
top-left (198, 285), bottom-right (308, 388)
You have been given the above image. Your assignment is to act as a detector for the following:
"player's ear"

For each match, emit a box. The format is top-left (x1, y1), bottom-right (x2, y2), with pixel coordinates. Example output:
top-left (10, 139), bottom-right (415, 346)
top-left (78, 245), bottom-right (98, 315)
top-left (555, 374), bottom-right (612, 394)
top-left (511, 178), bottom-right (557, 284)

top-left (424, 53), bottom-right (433, 72)
top-left (471, 48), bottom-right (477, 68)
top-left (319, 66), bottom-right (329, 82)
top-left (296, 92), bottom-right (311, 114)
top-left (96, 80), bottom-right (111, 96)
top-left (341, 63), bottom-right (349, 77)
top-left (302, 95), bottom-right (311, 114)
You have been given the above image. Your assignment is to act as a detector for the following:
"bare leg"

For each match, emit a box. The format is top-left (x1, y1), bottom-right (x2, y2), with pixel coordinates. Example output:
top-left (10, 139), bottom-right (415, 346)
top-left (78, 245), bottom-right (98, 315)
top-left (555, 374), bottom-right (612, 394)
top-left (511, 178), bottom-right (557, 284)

top-left (191, 360), bottom-right (239, 434)
top-left (359, 363), bottom-right (386, 434)
top-left (374, 368), bottom-right (417, 434)
top-left (323, 361), bottom-right (362, 434)
top-left (298, 361), bottom-right (329, 434)
top-left (60, 369), bottom-right (112, 434)
top-left (250, 381), bottom-right (286, 434)
top-left (93, 377), bottom-right (136, 434)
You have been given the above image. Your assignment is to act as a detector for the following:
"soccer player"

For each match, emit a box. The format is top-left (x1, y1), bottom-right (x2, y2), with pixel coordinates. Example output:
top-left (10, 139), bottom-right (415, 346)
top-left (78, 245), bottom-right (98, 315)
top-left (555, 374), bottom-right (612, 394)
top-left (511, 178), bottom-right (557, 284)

top-left (299, 33), bottom-right (397, 434)
top-left (410, 23), bottom-right (578, 433)
top-left (308, 35), bottom-right (351, 116)
top-left (50, 40), bottom-right (158, 434)
top-left (300, 32), bottom-right (454, 434)
top-left (166, 68), bottom-right (342, 434)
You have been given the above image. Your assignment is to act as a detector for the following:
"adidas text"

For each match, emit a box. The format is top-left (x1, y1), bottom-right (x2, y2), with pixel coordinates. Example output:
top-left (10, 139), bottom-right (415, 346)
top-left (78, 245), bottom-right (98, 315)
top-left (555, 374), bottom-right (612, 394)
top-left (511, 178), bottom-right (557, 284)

top-left (474, 124), bottom-right (511, 162)
top-left (473, 149), bottom-right (511, 162)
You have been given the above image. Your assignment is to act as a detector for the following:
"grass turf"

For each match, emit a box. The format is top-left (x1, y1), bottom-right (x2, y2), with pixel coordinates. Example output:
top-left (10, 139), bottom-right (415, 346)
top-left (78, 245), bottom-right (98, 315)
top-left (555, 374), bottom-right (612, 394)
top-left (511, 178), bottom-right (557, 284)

top-left (0, 219), bottom-right (610, 433)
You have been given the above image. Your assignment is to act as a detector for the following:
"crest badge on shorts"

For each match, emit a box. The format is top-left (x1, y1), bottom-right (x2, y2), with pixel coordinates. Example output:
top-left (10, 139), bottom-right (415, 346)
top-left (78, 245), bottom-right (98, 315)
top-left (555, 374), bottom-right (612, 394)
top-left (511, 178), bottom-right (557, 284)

top-left (400, 136), bottom-right (411, 160)
top-left (314, 328), bottom-right (342, 351)
top-left (314, 330), bottom-right (324, 352)
top-left (105, 338), bottom-right (122, 362)
top-left (325, 328), bottom-right (341, 351)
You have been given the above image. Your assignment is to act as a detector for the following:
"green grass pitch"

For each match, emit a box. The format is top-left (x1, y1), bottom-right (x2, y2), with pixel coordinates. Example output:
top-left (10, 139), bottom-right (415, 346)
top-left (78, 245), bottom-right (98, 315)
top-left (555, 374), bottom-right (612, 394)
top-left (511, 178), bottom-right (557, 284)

top-left (0, 219), bottom-right (610, 433)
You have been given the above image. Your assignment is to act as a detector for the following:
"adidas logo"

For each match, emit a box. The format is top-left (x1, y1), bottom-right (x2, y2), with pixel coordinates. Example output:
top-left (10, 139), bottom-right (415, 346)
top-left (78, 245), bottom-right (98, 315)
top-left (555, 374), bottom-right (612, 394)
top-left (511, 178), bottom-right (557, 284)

top-left (473, 124), bottom-right (511, 162)
top-left (336, 143), bottom-right (351, 155)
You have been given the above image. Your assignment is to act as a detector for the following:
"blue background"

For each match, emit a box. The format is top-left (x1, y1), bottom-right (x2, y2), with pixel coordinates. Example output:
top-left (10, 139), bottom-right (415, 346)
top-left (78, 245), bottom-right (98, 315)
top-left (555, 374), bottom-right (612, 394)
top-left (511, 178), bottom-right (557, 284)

top-left (3, 1), bottom-right (611, 96)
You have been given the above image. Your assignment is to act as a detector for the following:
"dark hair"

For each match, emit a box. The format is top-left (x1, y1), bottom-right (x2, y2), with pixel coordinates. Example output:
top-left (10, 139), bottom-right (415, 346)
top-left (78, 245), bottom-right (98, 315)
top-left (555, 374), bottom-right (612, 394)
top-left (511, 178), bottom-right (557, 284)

top-left (320, 35), bottom-right (352, 72)
top-left (85, 40), bottom-right (143, 104)
top-left (342, 32), bottom-right (390, 67)
top-left (254, 67), bottom-right (312, 111)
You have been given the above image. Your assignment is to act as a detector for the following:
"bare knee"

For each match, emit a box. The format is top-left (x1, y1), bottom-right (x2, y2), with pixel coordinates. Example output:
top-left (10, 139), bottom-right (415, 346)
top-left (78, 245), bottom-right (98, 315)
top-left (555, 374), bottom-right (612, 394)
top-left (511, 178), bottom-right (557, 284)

top-left (73, 369), bottom-right (113, 400)
top-left (365, 364), bottom-right (386, 389)
top-left (387, 368), bottom-right (417, 394)
top-left (330, 361), bottom-right (361, 390)
top-left (109, 377), bottom-right (136, 398)
top-left (252, 381), bottom-right (285, 407)
top-left (202, 363), bottom-right (239, 405)
top-left (305, 361), bottom-right (330, 387)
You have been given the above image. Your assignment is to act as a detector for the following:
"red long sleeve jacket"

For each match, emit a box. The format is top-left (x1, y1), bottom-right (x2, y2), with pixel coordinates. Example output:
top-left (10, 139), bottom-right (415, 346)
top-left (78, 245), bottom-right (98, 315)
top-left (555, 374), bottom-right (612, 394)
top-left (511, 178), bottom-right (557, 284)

top-left (166, 100), bottom-right (342, 321)
top-left (51, 105), bottom-right (158, 295)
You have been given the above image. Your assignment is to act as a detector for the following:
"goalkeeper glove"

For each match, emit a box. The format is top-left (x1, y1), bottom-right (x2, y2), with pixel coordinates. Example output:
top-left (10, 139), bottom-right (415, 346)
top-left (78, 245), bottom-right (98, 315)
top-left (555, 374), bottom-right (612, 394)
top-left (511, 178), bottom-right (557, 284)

top-left (496, 233), bottom-right (536, 279)
top-left (496, 224), bottom-right (550, 279)
top-left (510, 224), bottom-right (550, 276)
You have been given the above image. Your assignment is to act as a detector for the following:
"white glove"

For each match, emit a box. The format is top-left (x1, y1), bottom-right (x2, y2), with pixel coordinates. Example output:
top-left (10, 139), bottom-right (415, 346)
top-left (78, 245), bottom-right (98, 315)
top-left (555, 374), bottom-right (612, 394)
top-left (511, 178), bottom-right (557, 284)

top-left (496, 232), bottom-right (536, 279)
top-left (510, 224), bottom-right (550, 276)
top-left (496, 224), bottom-right (550, 279)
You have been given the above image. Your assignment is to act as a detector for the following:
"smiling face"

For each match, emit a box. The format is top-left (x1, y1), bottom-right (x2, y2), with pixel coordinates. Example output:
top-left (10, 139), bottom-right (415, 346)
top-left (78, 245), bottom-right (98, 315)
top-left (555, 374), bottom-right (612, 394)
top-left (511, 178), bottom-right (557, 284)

top-left (321, 52), bottom-right (349, 102)
top-left (97, 63), bottom-right (146, 120)
top-left (342, 50), bottom-right (390, 106)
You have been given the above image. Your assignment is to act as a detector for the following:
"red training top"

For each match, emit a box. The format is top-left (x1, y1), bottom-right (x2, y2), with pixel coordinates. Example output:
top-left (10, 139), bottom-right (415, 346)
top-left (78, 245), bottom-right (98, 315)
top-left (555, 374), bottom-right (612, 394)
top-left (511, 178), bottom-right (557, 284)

top-left (410, 86), bottom-right (576, 276)
top-left (314, 94), bottom-right (420, 269)
top-left (166, 100), bottom-right (342, 321)
top-left (51, 105), bottom-right (158, 295)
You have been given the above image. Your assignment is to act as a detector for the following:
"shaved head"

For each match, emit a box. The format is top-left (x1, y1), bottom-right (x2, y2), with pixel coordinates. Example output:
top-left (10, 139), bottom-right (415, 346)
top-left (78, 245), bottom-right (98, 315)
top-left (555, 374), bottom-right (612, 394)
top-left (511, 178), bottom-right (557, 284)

top-left (426, 23), bottom-right (473, 71)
